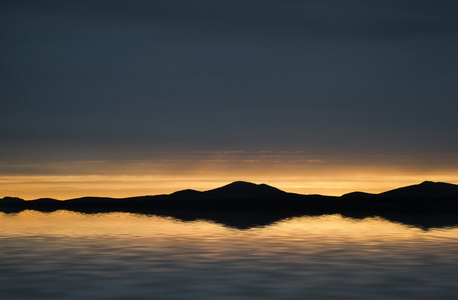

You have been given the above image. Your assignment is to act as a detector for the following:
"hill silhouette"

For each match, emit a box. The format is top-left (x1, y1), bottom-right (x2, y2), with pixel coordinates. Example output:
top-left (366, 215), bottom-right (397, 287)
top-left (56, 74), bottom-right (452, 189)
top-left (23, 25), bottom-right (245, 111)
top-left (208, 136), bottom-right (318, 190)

top-left (2, 181), bottom-right (458, 229)
top-left (380, 181), bottom-right (458, 198)
top-left (341, 181), bottom-right (458, 199)
top-left (340, 181), bottom-right (458, 211)
top-left (2, 180), bottom-right (458, 210)
top-left (204, 181), bottom-right (285, 198)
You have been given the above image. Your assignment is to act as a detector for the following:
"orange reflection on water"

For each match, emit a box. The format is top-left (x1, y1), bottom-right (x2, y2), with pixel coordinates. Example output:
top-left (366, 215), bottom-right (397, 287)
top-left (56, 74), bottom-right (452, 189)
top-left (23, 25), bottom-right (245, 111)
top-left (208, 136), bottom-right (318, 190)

top-left (1, 211), bottom-right (457, 248)
top-left (2, 212), bottom-right (458, 299)
top-left (0, 210), bottom-right (228, 238)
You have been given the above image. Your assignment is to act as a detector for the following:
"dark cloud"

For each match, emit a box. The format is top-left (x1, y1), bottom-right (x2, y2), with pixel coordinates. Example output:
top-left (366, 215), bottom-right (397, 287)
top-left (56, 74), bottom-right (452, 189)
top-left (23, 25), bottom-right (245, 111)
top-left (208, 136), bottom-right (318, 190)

top-left (1, 0), bottom-right (458, 160)
top-left (2, 0), bottom-right (458, 40)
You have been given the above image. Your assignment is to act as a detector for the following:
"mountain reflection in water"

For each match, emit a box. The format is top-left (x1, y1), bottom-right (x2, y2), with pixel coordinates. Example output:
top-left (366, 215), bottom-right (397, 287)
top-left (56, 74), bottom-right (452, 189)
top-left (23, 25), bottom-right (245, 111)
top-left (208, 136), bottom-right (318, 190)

top-left (1, 211), bottom-right (458, 299)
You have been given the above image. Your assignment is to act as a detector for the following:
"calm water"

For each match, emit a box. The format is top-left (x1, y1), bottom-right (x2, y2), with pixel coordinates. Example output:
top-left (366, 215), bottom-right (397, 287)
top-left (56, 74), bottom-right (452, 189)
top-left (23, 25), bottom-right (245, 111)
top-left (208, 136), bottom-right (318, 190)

top-left (1, 211), bottom-right (458, 299)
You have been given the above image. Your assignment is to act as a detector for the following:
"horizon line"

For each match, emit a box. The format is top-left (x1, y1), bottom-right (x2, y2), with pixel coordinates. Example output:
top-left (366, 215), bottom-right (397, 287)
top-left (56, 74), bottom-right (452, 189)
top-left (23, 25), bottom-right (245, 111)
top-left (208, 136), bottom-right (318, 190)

top-left (3, 179), bottom-right (455, 201)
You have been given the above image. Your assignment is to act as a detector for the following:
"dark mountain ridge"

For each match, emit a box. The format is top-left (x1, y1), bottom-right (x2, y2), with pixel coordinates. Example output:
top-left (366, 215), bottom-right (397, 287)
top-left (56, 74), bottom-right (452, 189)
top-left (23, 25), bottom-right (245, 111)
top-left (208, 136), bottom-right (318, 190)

top-left (2, 181), bottom-right (458, 214)
top-left (381, 181), bottom-right (458, 198)
top-left (340, 181), bottom-right (458, 198)
top-left (206, 181), bottom-right (285, 197)
top-left (3, 181), bottom-right (458, 230)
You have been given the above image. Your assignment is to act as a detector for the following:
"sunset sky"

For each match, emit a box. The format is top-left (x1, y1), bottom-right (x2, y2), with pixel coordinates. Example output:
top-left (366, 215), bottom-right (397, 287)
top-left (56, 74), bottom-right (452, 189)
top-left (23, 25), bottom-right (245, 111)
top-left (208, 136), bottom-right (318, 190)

top-left (2, 0), bottom-right (458, 199)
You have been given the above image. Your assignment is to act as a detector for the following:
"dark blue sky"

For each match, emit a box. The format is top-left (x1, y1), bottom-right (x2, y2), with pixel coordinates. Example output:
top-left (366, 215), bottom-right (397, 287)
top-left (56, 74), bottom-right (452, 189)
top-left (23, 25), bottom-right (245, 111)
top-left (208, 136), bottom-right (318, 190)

top-left (1, 1), bottom-right (458, 197)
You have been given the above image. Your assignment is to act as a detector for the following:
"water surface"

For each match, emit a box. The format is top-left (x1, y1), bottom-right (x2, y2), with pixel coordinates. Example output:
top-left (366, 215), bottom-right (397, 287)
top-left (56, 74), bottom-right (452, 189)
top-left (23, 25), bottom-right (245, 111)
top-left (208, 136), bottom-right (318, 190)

top-left (1, 211), bottom-right (458, 299)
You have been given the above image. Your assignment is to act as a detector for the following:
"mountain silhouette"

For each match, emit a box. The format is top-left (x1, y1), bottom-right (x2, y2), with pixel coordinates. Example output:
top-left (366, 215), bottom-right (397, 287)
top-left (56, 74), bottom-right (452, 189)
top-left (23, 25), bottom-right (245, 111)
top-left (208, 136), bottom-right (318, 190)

top-left (2, 181), bottom-right (458, 216)
top-left (341, 181), bottom-right (458, 199)
top-left (170, 189), bottom-right (201, 198)
top-left (380, 181), bottom-right (458, 198)
top-left (3, 181), bottom-right (458, 229)
top-left (203, 181), bottom-right (285, 198)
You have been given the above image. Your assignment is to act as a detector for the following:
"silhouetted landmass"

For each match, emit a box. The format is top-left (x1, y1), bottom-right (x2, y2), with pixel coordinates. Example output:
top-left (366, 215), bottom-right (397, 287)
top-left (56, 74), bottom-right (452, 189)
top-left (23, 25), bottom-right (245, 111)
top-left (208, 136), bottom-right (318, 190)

top-left (2, 181), bottom-right (458, 229)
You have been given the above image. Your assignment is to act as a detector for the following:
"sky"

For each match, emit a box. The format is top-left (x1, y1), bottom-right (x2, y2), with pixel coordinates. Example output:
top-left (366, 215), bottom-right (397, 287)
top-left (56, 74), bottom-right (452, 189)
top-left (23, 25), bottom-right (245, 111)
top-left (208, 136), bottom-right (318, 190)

top-left (1, 0), bottom-right (458, 199)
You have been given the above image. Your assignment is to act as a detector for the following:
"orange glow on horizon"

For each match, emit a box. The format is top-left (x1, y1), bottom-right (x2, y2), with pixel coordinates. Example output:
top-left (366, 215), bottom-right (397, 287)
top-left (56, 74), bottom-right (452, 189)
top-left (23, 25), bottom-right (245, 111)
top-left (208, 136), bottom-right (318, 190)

top-left (2, 152), bottom-right (458, 199)
top-left (2, 170), bottom-right (458, 200)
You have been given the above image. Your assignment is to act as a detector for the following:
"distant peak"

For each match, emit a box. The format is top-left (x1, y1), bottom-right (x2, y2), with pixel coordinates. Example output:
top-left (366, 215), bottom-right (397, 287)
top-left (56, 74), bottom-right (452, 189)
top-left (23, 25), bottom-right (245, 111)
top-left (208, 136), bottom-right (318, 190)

top-left (420, 181), bottom-right (435, 185)
top-left (174, 188), bottom-right (199, 193)
top-left (419, 181), bottom-right (451, 186)
top-left (170, 189), bottom-right (200, 196)
top-left (223, 181), bottom-right (283, 190)
top-left (1, 196), bottom-right (24, 201)
top-left (224, 181), bottom-right (259, 187)
top-left (381, 180), bottom-right (458, 198)
top-left (205, 181), bottom-right (285, 197)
